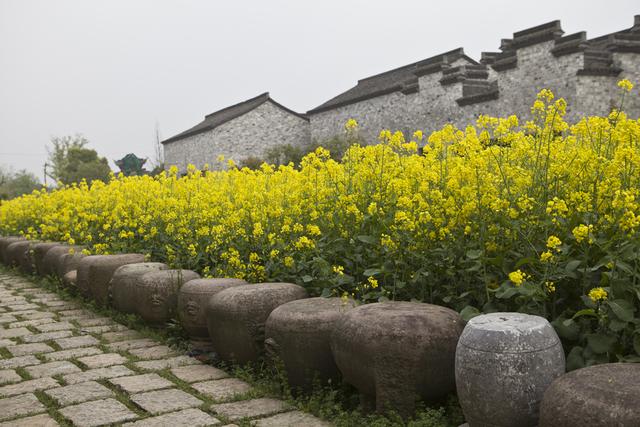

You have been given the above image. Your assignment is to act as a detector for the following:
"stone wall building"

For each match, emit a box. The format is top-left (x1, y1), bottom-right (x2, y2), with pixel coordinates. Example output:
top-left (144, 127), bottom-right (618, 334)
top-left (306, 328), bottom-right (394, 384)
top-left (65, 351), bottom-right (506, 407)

top-left (163, 93), bottom-right (309, 172)
top-left (164, 16), bottom-right (640, 171)
top-left (307, 16), bottom-right (640, 143)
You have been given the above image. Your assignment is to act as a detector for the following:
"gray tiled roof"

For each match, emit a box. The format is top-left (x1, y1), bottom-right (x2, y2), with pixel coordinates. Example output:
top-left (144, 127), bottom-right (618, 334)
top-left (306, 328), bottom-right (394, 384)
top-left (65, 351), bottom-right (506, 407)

top-left (307, 48), bottom-right (477, 114)
top-left (162, 92), bottom-right (308, 144)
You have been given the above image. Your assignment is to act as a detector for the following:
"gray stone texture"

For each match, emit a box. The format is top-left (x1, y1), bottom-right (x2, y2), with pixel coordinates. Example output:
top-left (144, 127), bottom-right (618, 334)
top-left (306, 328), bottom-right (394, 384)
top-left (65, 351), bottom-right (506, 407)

top-left (455, 312), bottom-right (565, 427)
top-left (0, 355), bottom-right (41, 369)
top-left (171, 364), bottom-right (229, 383)
top-left (59, 398), bottom-right (138, 427)
top-left (44, 347), bottom-right (103, 361)
top-left (128, 344), bottom-right (177, 360)
top-left (134, 355), bottom-right (200, 371)
top-left (5, 240), bottom-right (38, 273)
top-left (45, 380), bottom-right (114, 405)
top-left (76, 254), bottom-right (145, 304)
top-left (539, 363), bottom-right (640, 427)
top-left (207, 283), bottom-right (308, 364)
top-left (25, 361), bottom-right (82, 378)
top-left (63, 365), bottom-right (134, 384)
top-left (265, 297), bottom-right (355, 391)
top-left (6, 343), bottom-right (54, 357)
top-left (164, 100), bottom-right (310, 173)
top-left (0, 393), bottom-right (45, 421)
top-left (192, 378), bottom-right (252, 401)
top-left (0, 377), bottom-right (59, 397)
top-left (110, 262), bottom-right (168, 314)
top-left (122, 408), bottom-right (219, 427)
top-left (331, 301), bottom-right (463, 417)
top-left (22, 330), bottom-right (73, 343)
top-left (137, 270), bottom-right (201, 326)
top-left (0, 413), bottom-right (59, 426)
top-left (211, 398), bottom-right (289, 421)
top-left (77, 353), bottom-right (127, 368)
top-left (130, 388), bottom-right (203, 414)
top-left (109, 373), bottom-right (174, 394)
top-left (178, 278), bottom-right (247, 339)
top-left (252, 411), bottom-right (332, 426)
top-left (0, 236), bottom-right (25, 266)
top-left (0, 369), bottom-right (21, 384)
top-left (55, 335), bottom-right (100, 349)
top-left (31, 242), bottom-right (61, 276)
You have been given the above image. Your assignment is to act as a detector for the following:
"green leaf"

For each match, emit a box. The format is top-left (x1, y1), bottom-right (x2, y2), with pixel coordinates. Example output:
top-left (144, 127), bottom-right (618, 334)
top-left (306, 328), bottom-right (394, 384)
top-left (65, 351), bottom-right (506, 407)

top-left (496, 286), bottom-right (519, 299)
top-left (634, 334), bottom-right (640, 356)
top-left (586, 333), bottom-right (616, 354)
top-left (363, 268), bottom-right (381, 277)
top-left (571, 309), bottom-right (597, 319)
top-left (302, 275), bottom-right (314, 283)
top-left (356, 235), bottom-right (377, 244)
top-left (320, 288), bottom-right (332, 298)
top-left (460, 306), bottom-right (480, 322)
top-left (607, 299), bottom-right (635, 322)
top-left (552, 318), bottom-right (579, 341)
top-left (565, 260), bottom-right (582, 273)
top-left (465, 249), bottom-right (482, 260)
top-left (566, 346), bottom-right (585, 371)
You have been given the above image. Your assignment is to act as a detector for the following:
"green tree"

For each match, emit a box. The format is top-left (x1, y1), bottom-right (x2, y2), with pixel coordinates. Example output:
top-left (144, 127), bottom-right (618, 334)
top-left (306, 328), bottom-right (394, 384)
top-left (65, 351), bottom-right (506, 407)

top-left (46, 135), bottom-right (111, 185)
top-left (0, 167), bottom-right (41, 200)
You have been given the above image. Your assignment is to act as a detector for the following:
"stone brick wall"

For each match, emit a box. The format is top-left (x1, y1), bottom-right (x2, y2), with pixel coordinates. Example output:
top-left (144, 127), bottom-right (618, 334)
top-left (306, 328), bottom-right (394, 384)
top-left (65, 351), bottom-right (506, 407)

top-left (308, 19), bottom-right (640, 145)
top-left (164, 101), bottom-right (310, 173)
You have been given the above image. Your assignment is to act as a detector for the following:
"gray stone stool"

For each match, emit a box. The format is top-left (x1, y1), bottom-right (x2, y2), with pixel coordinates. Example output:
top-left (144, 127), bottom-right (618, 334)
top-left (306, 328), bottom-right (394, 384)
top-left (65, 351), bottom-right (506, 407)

top-left (57, 249), bottom-right (87, 279)
top-left (265, 297), bottom-right (356, 392)
top-left (207, 283), bottom-right (308, 364)
top-left (32, 242), bottom-right (61, 275)
top-left (110, 262), bottom-right (168, 313)
top-left (455, 312), bottom-right (565, 427)
top-left (330, 301), bottom-right (464, 418)
top-left (5, 240), bottom-right (39, 272)
top-left (0, 236), bottom-right (24, 265)
top-left (76, 254), bottom-right (145, 303)
top-left (178, 278), bottom-right (247, 339)
top-left (539, 363), bottom-right (640, 426)
top-left (40, 245), bottom-right (83, 278)
top-left (137, 269), bottom-right (200, 326)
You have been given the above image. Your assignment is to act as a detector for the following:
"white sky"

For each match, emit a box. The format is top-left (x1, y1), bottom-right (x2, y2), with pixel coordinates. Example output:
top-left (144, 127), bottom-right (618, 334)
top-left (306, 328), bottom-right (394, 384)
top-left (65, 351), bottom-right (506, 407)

top-left (1, 0), bottom-right (638, 180)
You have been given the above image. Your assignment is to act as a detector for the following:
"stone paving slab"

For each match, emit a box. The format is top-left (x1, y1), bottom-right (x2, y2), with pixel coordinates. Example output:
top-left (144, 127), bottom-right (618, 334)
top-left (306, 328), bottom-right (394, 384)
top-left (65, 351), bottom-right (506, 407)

top-left (0, 369), bottom-right (21, 384)
top-left (59, 398), bottom-right (138, 427)
top-left (101, 330), bottom-right (143, 342)
top-left (77, 352), bottom-right (128, 368)
top-left (43, 346), bottom-right (103, 362)
top-left (0, 327), bottom-right (31, 339)
top-left (192, 378), bottom-right (252, 402)
top-left (171, 365), bottom-right (229, 383)
top-left (0, 413), bottom-right (60, 426)
top-left (0, 355), bottom-right (41, 369)
top-left (107, 338), bottom-right (157, 351)
top-left (63, 364), bottom-right (135, 384)
top-left (35, 321), bottom-right (75, 332)
top-left (134, 355), bottom-right (200, 371)
top-left (22, 330), bottom-right (73, 343)
top-left (109, 373), bottom-right (174, 394)
top-left (252, 411), bottom-right (332, 426)
top-left (210, 398), bottom-right (290, 421)
top-left (0, 338), bottom-right (15, 347)
top-left (0, 393), bottom-right (46, 421)
top-left (122, 408), bottom-right (220, 426)
top-left (45, 380), bottom-right (114, 406)
top-left (0, 376), bottom-right (59, 397)
top-left (25, 361), bottom-right (82, 378)
top-left (6, 343), bottom-right (54, 357)
top-left (54, 335), bottom-right (100, 349)
top-left (130, 388), bottom-right (203, 415)
top-left (128, 345), bottom-right (178, 360)
top-left (9, 318), bottom-right (56, 328)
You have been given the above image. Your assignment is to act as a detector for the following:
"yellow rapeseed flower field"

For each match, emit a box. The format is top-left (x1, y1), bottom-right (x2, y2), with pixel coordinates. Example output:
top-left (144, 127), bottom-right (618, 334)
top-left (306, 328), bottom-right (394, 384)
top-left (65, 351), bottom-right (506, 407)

top-left (2, 84), bottom-right (640, 368)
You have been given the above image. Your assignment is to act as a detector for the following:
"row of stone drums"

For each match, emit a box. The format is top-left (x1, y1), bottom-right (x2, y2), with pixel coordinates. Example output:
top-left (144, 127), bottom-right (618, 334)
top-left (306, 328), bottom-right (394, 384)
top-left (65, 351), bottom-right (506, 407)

top-left (0, 236), bottom-right (638, 426)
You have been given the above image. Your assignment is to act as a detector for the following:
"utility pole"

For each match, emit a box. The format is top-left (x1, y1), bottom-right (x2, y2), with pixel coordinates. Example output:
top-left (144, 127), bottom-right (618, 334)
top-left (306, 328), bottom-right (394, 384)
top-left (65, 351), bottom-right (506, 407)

top-left (43, 163), bottom-right (48, 187)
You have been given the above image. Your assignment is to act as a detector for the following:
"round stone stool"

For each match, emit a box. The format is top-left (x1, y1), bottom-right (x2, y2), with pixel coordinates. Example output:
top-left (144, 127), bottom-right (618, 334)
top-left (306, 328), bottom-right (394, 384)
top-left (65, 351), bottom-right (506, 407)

top-left (207, 283), bottom-right (308, 364)
top-left (137, 269), bottom-right (200, 326)
top-left (76, 254), bottom-right (145, 304)
top-left (57, 249), bottom-right (87, 279)
top-left (178, 278), bottom-right (247, 339)
top-left (6, 240), bottom-right (39, 272)
top-left (0, 236), bottom-right (24, 265)
top-left (455, 312), bottom-right (565, 427)
top-left (265, 297), bottom-right (356, 392)
top-left (63, 270), bottom-right (77, 288)
top-left (32, 242), bottom-right (61, 275)
top-left (539, 363), bottom-right (640, 426)
top-left (110, 263), bottom-right (168, 314)
top-left (330, 301), bottom-right (464, 418)
top-left (40, 245), bottom-right (82, 278)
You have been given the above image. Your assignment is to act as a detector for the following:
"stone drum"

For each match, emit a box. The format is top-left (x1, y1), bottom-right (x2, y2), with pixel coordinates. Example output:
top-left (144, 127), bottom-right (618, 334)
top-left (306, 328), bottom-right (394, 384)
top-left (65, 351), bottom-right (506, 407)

top-left (539, 363), bottom-right (640, 426)
top-left (330, 301), bottom-right (463, 418)
top-left (207, 283), bottom-right (308, 364)
top-left (76, 254), bottom-right (145, 304)
top-left (137, 269), bottom-right (200, 326)
top-left (32, 242), bottom-right (61, 275)
top-left (110, 262), bottom-right (168, 314)
top-left (178, 278), bottom-right (247, 339)
top-left (455, 312), bottom-right (565, 427)
top-left (0, 236), bottom-right (24, 265)
top-left (265, 297), bottom-right (356, 392)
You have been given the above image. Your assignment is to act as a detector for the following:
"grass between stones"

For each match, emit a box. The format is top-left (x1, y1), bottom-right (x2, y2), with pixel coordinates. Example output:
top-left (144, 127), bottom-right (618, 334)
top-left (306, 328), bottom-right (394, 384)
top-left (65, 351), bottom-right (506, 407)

top-left (1, 266), bottom-right (465, 426)
top-left (33, 389), bottom-right (73, 427)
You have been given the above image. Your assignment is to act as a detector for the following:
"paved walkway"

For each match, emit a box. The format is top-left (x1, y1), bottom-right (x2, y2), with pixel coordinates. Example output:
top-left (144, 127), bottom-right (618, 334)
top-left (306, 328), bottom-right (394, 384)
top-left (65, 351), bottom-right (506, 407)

top-left (0, 271), bottom-right (331, 427)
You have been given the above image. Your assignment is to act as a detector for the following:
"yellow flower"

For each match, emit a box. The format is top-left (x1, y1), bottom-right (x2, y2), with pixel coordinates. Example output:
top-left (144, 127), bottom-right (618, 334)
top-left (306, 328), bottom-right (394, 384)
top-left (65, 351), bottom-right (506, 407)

top-left (540, 251), bottom-right (553, 263)
top-left (588, 287), bottom-right (608, 303)
top-left (617, 79), bottom-right (634, 92)
top-left (332, 265), bottom-right (345, 275)
top-left (283, 256), bottom-right (294, 268)
top-left (508, 270), bottom-right (528, 286)
top-left (572, 224), bottom-right (593, 244)
top-left (546, 235), bottom-right (562, 251)
top-left (344, 118), bottom-right (358, 131)
top-left (367, 276), bottom-right (379, 289)
top-left (544, 281), bottom-right (556, 293)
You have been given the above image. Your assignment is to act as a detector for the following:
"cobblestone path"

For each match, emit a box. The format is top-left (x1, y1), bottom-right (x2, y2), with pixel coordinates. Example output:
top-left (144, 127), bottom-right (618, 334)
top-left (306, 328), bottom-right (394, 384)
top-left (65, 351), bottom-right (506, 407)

top-left (0, 271), bottom-right (331, 426)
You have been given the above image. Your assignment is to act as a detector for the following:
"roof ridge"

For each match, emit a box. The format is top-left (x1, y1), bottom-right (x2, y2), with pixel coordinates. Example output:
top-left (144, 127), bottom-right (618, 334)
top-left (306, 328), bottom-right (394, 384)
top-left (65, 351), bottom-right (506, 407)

top-left (204, 92), bottom-right (270, 118)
